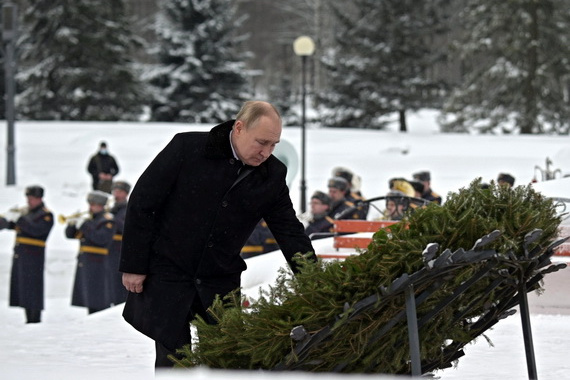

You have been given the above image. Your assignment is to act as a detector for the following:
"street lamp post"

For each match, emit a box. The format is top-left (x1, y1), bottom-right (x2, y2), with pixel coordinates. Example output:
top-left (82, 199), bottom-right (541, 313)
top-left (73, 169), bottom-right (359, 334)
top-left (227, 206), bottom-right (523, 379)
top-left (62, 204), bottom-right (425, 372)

top-left (293, 36), bottom-right (315, 213)
top-left (2, 2), bottom-right (17, 186)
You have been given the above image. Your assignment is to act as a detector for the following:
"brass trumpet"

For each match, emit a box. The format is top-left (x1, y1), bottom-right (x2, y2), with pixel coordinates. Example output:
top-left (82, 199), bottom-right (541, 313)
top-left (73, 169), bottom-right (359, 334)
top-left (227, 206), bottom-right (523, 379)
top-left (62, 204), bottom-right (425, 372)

top-left (9, 206), bottom-right (28, 213)
top-left (57, 211), bottom-right (89, 224)
top-left (0, 206), bottom-right (27, 221)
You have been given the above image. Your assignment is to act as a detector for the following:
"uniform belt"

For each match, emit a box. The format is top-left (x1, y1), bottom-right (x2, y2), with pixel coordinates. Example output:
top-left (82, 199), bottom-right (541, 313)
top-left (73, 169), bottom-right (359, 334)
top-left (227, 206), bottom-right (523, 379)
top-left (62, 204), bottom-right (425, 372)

top-left (79, 245), bottom-right (109, 255)
top-left (15, 236), bottom-right (46, 247)
top-left (113, 234), bottom-right (123, 241)
top-left (241, 245), bottom-right (263, 254)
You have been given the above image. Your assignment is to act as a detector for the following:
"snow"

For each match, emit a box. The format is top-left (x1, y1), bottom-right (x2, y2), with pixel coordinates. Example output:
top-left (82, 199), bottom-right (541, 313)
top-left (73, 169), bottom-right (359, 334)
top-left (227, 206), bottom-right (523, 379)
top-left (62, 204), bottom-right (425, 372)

top-left (0, 110), bottom-right (569, 379)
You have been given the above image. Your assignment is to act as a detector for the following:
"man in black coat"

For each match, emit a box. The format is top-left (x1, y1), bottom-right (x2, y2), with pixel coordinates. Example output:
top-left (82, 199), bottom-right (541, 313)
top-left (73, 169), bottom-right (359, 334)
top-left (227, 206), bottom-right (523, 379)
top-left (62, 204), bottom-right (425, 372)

top-left (87, 141), bottom-right (120, 193)
top-left (0, 185), bottom-right (54, 323)
top-left (120, 101), bottom-right (315, 367)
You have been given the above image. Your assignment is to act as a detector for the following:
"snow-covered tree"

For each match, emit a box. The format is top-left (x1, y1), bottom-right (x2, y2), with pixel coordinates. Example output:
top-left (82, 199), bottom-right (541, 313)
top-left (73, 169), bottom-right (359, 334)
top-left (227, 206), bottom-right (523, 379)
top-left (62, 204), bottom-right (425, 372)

top-left (439, 0), bottom-right (570, 134)
top-left (146, 0), bottom-right (252, 123)
top-left (318, 0), bottom-right (449, 130)
top-left (17, 0), bottom-right (146, 121)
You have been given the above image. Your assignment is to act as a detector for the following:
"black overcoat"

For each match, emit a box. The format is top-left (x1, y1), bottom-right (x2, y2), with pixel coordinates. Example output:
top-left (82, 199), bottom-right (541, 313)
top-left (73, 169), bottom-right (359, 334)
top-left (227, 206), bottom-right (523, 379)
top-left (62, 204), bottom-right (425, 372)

top-left (120, 120), bottom-right (315, 349)
top-left (87, 152), bottom-right (119, 190)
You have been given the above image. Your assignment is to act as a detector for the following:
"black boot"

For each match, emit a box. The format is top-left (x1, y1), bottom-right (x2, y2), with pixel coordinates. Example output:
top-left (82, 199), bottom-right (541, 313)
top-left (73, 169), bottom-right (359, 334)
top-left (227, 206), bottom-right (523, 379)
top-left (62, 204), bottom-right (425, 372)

top-left (25, 309), bottom-right (41, 323)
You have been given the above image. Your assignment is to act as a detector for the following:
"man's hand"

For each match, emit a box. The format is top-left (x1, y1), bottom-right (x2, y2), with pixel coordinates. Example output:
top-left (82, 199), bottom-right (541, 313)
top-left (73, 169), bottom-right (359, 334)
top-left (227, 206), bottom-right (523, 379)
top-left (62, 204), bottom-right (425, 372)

top-left (122, 273), bottom-right (147, 293)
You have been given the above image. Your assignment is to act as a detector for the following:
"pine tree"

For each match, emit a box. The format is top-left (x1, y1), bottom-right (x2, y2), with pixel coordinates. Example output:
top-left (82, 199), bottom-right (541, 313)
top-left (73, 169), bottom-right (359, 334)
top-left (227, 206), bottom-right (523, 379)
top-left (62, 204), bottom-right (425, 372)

top-left (439, 0), bottom-right (570, 134)
top-left (17, 0), bottom-right (146, 121)
top-left (318, 0), bottom-right (449, 130)
top-left (172, 179), bottom-right (564, 374)
top-left (146, 0), bottom-right (251, 123)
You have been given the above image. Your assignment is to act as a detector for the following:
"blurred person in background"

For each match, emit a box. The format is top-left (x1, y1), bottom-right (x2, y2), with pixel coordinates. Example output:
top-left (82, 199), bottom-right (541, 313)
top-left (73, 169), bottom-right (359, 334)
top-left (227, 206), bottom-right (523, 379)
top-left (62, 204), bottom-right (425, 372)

top-left (87, 141), bottom-right (120, 193)
top-left (305, 191), bottom-right (334, 239)
top-left (412, 171), bottom-right (442, 204)
top-left (332, 167), bottom-right (368, 219)
top-left (327, 176), bottom-right (361, 220)
top-left (107, 181), bottom-right (131, 305)
top-left (240, 219), bottom-right (279, 259)
top-left (0, 185), bottom-right (54, 323)
top-left (65, 190), bottom-right (115, 314)
top-left (497, 173), bottom-right (515, 188)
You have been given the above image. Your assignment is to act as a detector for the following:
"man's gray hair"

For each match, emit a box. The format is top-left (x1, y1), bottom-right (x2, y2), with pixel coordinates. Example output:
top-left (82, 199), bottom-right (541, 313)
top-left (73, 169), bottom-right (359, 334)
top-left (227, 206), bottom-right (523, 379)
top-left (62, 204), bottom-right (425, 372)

top-left (235, 101), bottom-right (281, 128)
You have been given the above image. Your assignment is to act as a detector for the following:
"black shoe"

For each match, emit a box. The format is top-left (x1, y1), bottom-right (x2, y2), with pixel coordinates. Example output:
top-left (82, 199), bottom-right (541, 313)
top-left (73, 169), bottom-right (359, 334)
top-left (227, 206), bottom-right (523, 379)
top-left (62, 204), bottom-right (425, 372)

top-left (25, 309), bottom-right (41, 323)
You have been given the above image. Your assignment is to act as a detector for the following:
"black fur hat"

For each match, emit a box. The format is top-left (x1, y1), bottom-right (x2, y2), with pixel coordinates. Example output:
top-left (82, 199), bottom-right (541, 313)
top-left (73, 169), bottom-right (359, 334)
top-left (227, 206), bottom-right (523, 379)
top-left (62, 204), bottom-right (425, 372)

top-left (332, 167), bottom-right (354, 185)
top-left (25, 185), bottom-right (44, 198)
top-left (87, 190), bottom-right (109, 206)
top-left (327, 176), bottom-right (349, 192)
top-left (497, 173), bottom-right (515, 186)
top-left (111, 180), bottom-right (131, 194)
top-left (408, 180), bottom-right (424, 194)
top-left (413, 171), bottom-right (431, 182)
top-left (311, 190), bottom-right (331, 207)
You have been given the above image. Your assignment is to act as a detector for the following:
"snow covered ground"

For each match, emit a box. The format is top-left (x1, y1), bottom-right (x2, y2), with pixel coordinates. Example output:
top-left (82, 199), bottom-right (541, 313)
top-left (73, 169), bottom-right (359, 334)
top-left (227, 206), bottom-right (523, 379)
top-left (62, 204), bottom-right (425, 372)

top-left (0, 110), bottom-right (569, 379)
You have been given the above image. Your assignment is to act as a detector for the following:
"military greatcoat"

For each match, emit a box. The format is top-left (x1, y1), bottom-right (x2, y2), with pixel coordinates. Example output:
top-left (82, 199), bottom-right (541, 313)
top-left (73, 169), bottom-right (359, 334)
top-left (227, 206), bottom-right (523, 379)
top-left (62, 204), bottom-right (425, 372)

top-left (7, 203), bottom-right (54, 310)
top-left (66, 211), bottom-right (115, 311)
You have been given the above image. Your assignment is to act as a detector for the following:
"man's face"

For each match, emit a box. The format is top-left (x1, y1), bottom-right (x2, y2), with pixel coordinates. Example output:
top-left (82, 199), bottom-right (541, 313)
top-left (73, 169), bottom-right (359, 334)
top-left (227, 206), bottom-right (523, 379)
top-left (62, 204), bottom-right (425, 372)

top-left (328, 187), bottom-right (345, 202)
top-left (232, 115), bottom-right (281, 166)
top-left (89, 202), bottom-right (105, 214)
top-left (310, 199), bottom-right (329, 215)
top-left (113, 188), bottom-right (128, 202)
top-left (498, 180), bottom-right (511, 188)
top-left (386, 199), bottom-right (404, 218)
top-left (26, 195), bottom-right (42, 209)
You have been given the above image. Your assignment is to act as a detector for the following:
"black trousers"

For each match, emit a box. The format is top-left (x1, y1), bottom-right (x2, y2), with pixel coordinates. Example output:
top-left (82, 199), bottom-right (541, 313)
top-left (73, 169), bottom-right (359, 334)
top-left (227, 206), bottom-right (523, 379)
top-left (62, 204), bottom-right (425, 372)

top-left (155, 341), bottom-right (185, 367)
top-left (25, 309), bottom-right (41, 323)
top-left (154, 293), bottom-right (213, 368)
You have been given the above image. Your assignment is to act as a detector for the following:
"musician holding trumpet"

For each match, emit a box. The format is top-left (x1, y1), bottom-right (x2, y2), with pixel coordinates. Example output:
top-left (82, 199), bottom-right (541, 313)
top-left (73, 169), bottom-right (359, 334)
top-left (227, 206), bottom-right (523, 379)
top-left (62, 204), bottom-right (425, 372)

top-left (65, 190), bottom-right (115, 314)
top-left (0, 185), bottom-right (54, 324)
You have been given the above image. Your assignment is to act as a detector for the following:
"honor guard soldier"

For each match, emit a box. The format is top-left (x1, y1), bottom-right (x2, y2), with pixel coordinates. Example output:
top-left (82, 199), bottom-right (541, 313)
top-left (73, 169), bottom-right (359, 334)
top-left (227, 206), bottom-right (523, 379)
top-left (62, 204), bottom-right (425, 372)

top-left (240, 219), bottom-right (279, 259)
top-left (305, 191), bottom-right (335, 239)
top-left (412, 171), bottom-right (442, 204)
top-left (66, 190), bottom-right (115, 314)
top-left (108, 181), bottom-right (131, 305)
top-left (332, 167), bottom-right (368, 219)
top-left (327, 177), bottom-right (360, 220)
top-left (0, 186), bottom-right (54, 323)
